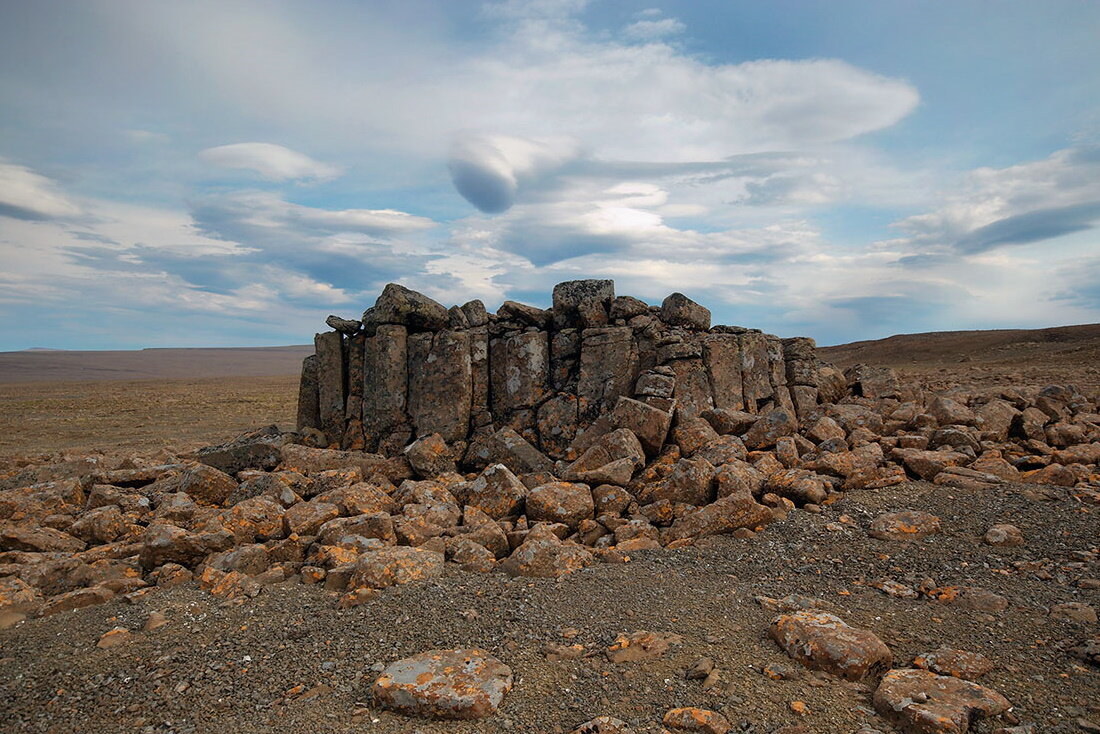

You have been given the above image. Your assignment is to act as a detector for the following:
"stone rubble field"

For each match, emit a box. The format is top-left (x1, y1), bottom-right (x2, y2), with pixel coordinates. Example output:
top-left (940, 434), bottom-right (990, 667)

top-left (1, 283), bottom-right (1099, 733)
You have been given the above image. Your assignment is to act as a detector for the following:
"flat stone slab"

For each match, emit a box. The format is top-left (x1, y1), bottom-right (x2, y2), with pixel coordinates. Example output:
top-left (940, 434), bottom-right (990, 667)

top-left (769, 609), bottom-right (893, 681)
top-left (873, 667), bottom-right (1010, 733)
top-left (371, 648), bottom-right (512, 720)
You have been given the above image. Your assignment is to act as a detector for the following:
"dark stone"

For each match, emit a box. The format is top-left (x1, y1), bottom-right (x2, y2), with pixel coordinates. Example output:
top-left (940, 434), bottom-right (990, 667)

top-left (660, 292), bottom-right (710, 330)
top-left (315, 331), bottom-right (346, 443)
top-left (371, 283), bottom-right (449, 331)
top-left (296, 355), bottom-right (320, 431)
top-left (553, 279), bottom-right (614, 328)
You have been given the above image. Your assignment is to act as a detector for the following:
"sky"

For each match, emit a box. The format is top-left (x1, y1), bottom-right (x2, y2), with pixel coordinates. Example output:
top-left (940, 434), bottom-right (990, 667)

top-left (1, 0), bottom-right (1099, 350)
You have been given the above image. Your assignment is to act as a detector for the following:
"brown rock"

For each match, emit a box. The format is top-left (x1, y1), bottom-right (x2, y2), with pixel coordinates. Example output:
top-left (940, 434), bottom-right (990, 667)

top-left (525, 482), bottom-right (594, 529)
top-left (404, 433), bottom-right (456, 478)
top-left (869, 510), bottom-right (942, 541)
top-left (553, 279), bottom-right (614, 328)
top-left (408, 330), bottom-right (472, 443)
top-left (607, 397), bottom-right (672, 457)
top-left (370, 283), bottom-right (449, 331)
top-left (765, 469), bottom-right (829, 506)
top-left (673, 417), bottom-right (720, 457)
top-left (571, 716), bottom-right (636, 734)
top-left (769, 610), bottom-right (892, 681)
top-left (743, 409), bottom-right (797, 450)
top-left (499, 529), bottom-right (594, 578)
top-left (914, 647), bottom-right (994, 680)
top-left (873, 668), bottom-right (1010, 733)
top-left (1050, 602), bottom-right (1097, 623)
top-left (455, 464), bottom-right (527, 519)
top-left (606, 630), bottom-right (683, 663)
top-left (371, 648), bottom-right (512, 720)
top-left (39, 585), bottom-right (115, 617)
top-left (0, 523), bottom-right (85, 553)
top-left (701, 408), bottom-right (759, 436)
top-left (138, 524), bottom-right (233, 570)
top-left (97, 626), bottom-right (134, 648)
top-left (892, 448), bottom-right (968, 481)
top-left (660, 293), bottom-right (711, 331)
top-left (284, 501), bottom-right (340, 536)
top-left (983, 524), bottom-right (1024, 547)
top-left (929, 396), bottom-right (980, 427)
top-left (348, 546), bottom-right (444, 589)
top-left (662, 707), bottom-right (730, 733)
top-left (664, 492), bottom-right (773, 543)
top-left (714, 460), bottom-right (766, 499)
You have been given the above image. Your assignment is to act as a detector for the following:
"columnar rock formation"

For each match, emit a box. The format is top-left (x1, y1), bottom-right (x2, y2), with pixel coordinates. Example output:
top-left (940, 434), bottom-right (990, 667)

top-left (296, 281), bottom-right (846, 466)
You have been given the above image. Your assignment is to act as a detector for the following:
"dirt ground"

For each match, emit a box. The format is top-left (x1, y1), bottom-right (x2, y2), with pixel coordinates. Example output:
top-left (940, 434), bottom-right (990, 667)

top-left (1, 479), bottom-right (1097, 733)
top-left (0, 376), bottom-right (298, 459)
top-left (1, 330), bottom-right (1098, 733)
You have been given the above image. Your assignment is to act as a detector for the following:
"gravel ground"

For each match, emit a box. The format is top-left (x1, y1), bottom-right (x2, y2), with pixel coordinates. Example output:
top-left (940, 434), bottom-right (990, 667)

top-left (2, 479), bottom-right (1097, 734)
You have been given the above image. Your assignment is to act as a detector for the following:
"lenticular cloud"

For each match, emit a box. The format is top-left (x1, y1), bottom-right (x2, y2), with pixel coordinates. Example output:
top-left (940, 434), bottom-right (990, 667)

top-left (448, 134), bottom-right (579, 213)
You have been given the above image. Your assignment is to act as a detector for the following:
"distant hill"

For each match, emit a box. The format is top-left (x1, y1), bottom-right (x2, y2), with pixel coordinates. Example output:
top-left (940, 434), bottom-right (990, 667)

top-left (0, 345), bottom-right (313, 383)
top-left (820, 323), bottom-right (1100, 371)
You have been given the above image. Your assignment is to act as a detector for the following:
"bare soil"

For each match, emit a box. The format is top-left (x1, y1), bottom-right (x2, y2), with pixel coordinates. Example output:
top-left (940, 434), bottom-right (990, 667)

top-left (0, 332), bottom-right (1097, 733)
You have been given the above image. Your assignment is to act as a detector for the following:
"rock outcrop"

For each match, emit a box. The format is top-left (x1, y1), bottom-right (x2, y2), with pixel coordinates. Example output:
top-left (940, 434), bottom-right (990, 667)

top-left (296, 281), bottom-right (840, 464)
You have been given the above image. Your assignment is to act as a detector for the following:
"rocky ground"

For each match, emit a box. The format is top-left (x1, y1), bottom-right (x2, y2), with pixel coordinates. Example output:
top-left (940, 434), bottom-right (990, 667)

top-left (1, 345), bottom-right (1098, 733)
top-left (1, 475), bottom-right (1097, 733)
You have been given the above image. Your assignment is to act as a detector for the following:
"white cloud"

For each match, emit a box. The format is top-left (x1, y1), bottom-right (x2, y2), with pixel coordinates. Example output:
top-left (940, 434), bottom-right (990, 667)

top-left (199, 142), bottom-right (343, 182)
top-left (623, 18), bottom-right (686, 41)
top-left (0, 161), bottom-right (82, 221)
top-left (885, 145), bottom-right (1100, 254)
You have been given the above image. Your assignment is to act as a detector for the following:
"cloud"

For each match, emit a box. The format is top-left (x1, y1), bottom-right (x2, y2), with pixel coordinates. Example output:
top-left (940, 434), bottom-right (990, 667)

top-left (623, 17), bottom-right (686, 41)
top-left (199, 142), bottom-right (343, 182)
top-left (0, 161), bottom-right (81, 221)
top-left (889, 145), bottom-right (1100, 255)
top-left (448, 133), bottom-right (581, 213)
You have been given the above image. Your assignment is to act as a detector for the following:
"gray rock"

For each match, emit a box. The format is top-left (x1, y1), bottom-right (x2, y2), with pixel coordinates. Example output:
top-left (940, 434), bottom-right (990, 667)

top-left (371, 648), bottom-right (512, 720)
top-left (371, 283), bottom-right (449, 331)
top-left (553, 279), bottom-right (614, 328)
top-left (660, 292), bottom-right (711, 330)
top-left (325, 314), bottom-right (361, 335)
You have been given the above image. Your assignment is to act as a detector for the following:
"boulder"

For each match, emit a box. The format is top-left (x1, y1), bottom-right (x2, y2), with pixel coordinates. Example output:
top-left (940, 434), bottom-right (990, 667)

top-left (348, 546), bottom-right (444, 589)
top-left (525, 482), bottom-right (594, 529)
top-left (370, 283), bottom-right (449, 331)
top-left (499, 531), bottom-right (594, 578)
top-left (769, 610), bottom-right (892, 681)
top-left (743, 409), bottom-right (796, 450)
top-left (455, 464), bottom-right (527, 519)
top-left (553, 279), bottom-right (614, 328)
top-left (913, 647), bottom-right (995, 681)
top-left (869, 510), bottom-right (942, 541)
top-left (664, 492), bottom-right (773, 543)
top-left (404, 433), bottom-right (456, 478)
top-left (660, 293), bottom-right (710, 331)
top-left (873, 668), bottom-right (1010, 734)
top-left (193, 425), bottom-right (289, 474)
top-left (371, 649), bottom-right (512, 720)
top-left (607, 397), bottom-right (672, 457)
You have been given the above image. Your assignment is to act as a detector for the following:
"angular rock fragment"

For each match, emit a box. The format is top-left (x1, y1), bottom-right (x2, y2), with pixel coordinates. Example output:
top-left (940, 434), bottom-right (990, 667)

top-left (769, 610), bottom-right (892, 681)
top-left (371, 648), bottom-right (512, 720)
top-left (873, 668), bottom-right (1010, 734)
top-left (869, 510), bottom-right (942, 541)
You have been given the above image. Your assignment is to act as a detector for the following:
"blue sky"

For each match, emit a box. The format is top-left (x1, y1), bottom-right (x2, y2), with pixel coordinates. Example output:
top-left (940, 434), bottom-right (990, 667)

top-left (1, 0), bottom-right (1099, 349)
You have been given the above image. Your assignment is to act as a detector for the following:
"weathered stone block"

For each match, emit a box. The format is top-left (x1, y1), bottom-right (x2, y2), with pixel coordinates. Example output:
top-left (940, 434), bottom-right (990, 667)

top-left (491, 331), bottom-right (549, 417)
top-left (703, 333), bottom-right (744, 411)
top-left (314, 331), bottom-right (346, 443)
top-left (296, 354), bottom-right (320, 431)
top-left (408, 330), bottom-right (472, 443)
top-left (553, 279), bottom-right (614, 328)
top-left (578, 327), bottom-right (637, 418)
top-left (363, 324), bottom-right (409, 451)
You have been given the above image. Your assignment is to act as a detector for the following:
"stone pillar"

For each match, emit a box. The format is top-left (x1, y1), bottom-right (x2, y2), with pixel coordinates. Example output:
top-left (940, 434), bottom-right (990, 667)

top-left (363, 324), bottom-right (409, 451)
top-left (314, 331), bottom-right (346, 444)
top-left (703, 333), bottom-right (744, 411)
top-left (408, 329), bottom-right (472, 443)
top-left (577, 326), bottom-right (637, 420)
top-left (296, 354), bottom-right (320, 431)
top-left (341, 333), bottom-right (366, 450)
top-left (738, 332), bottom-right (773, 412)
top-left (490, 330), bottom-right (549, 419)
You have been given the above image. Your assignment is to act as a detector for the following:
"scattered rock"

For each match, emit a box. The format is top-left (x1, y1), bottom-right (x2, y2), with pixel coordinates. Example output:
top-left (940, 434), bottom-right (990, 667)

top-left (869, 510), bottom-right (942, 541)
top-left (371, 648), bottom-right (513, 720)
top-left (873, 668), bottom-right (1010, 734)
top-left (769, 610), bottom-right (892, 681)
